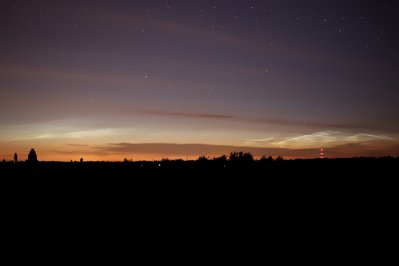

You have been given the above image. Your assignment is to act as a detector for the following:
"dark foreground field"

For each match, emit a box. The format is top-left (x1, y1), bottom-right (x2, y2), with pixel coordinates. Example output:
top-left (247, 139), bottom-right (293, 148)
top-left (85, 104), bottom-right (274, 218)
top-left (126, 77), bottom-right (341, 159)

top-left (2, 157), bottom-right (397, 204)
top-left (1, 157), bottom-right (396, 238)
top-left (1, 157), bottom-right (397, 177)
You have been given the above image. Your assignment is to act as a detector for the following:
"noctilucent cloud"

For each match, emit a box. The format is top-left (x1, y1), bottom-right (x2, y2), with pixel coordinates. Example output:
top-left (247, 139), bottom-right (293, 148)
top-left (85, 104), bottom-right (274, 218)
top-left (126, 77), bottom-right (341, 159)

top-left (1, 0), bottom-right (398, 160)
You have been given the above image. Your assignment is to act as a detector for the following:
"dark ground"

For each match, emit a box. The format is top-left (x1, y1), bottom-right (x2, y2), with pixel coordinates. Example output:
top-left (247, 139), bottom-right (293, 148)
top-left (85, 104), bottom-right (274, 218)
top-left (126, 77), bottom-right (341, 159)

top-left (1, 157), bottom-right (397, 218)
top-left (1, 157), bottom-right (396, 248)
top-left (1, 157), bottom-right (397, 177)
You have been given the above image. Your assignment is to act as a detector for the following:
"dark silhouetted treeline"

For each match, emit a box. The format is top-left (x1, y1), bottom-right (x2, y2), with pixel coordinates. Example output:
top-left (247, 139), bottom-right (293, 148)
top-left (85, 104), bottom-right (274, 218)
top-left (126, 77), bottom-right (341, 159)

top-left (1, 152), bottom-right (398, 177)
top-left (1, 153), bottom-right (397, 217)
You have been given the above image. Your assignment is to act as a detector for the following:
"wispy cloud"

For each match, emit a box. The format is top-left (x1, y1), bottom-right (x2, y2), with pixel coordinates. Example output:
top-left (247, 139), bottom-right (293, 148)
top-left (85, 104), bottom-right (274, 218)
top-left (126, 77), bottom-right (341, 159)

top-left (272, 131), bottom-right (395, 149)
top-left (91, 142), bottom-right (399, 160)
top-left (95, 142), bottom-right (294, 157)
top-left (99, 10), bottom-right (353, 67)
top-left (244, 137), bottom-right (275, 143)
top-left (244, 137), bottom-right (274, 143)
top-left (67, 144), bottom-right (90, 147)
top-left (345, 133), bottom-right (394, 142)
top-left (250, 118), bottom-right (373, 130)
top-left (144, 110), bottom-right (236, 120)
top-left (5, 127), bottom-right (131, 141)
top-left (145, 110), bottom-right (375, 130)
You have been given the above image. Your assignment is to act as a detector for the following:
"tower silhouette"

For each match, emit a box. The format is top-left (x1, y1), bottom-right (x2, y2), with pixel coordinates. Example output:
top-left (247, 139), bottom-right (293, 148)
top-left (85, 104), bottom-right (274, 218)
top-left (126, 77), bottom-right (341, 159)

top-left (320, 148), bottom-right (324, 159)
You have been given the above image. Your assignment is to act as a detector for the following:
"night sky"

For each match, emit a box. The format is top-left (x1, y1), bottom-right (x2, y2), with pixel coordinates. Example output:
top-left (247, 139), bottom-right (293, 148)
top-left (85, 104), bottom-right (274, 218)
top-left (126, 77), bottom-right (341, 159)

top-left (1, 0), bottom-right (399, 161)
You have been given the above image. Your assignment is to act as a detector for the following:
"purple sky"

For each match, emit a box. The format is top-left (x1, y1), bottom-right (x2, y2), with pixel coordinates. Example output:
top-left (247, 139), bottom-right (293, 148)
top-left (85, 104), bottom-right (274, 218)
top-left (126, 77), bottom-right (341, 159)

top-left (1, 0), bottom-right (398, 160)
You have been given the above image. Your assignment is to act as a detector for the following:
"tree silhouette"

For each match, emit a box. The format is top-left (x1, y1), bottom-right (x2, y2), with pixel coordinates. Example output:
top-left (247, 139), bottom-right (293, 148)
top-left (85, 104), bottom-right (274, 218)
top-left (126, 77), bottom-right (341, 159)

top-left (27, 148), bottom-right (38, 163)
top-left (229, 151), bottom-right (254, 163)
top-left (213, 155), bottom-right (227, 162)
top-left (197, 156), bottom-right (209, 162)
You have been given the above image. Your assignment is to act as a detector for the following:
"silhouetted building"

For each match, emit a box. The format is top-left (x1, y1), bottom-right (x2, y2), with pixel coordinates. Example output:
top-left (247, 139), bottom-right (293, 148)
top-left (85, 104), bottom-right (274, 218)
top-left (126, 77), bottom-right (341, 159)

top-left (14, 153), bottom-right (18, 163)
top-left (27, 148), bottom-right (38, 163)
top-left (80, 157), bottom-right (84, 163)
